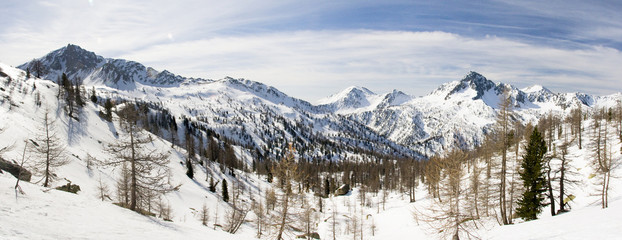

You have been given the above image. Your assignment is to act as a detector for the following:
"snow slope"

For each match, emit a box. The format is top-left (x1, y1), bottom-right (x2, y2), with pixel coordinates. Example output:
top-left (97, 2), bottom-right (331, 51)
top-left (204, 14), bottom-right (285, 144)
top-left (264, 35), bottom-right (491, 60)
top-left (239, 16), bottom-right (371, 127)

top-left (342, 71), bottom-right (621, 156)
top-left (317, 86), bottom-right (412, 114)
top-left (3, 45), bottom-right (622, 239)
top-left (0, 62), bottom-right (264, 239)
top-left (17, 45), bottom-right (622, 158)
top-left (0, 173), bottom-right (250, 240)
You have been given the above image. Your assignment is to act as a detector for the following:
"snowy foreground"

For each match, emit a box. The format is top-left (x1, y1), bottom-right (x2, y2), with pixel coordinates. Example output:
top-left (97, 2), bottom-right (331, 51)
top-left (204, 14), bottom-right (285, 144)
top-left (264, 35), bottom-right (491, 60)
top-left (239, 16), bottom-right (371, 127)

top-left (2, 167), bottom-right (622, 240)
top-left (0, 173), bottom-right (242, 240)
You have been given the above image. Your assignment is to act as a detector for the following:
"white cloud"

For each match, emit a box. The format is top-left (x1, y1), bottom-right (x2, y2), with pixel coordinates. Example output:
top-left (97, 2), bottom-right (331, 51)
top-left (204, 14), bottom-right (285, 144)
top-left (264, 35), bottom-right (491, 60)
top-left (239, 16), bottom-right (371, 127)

top-left (1, 1), bottom-right (621, 102)
top-left (0, 0), bottom-right (315, 64)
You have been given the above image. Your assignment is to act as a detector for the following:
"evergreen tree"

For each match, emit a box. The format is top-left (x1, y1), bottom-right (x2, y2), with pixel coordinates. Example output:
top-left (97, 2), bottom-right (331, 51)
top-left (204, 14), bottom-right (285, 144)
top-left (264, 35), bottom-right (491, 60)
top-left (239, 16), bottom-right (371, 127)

top-left (222, 179), bottom-right (229, 202)
top-left (516, 127), bottom-right (548, 221)
top-left (90, 87), bottom-right (98, 103)
top-left (29, 59), bottom-right (46, 78)
top-left (74, 79), bottom-right (85, 107)
top-left (104, 98), bottom-right (113, 121)
top-left (186, 158), bottom-right (194, 179)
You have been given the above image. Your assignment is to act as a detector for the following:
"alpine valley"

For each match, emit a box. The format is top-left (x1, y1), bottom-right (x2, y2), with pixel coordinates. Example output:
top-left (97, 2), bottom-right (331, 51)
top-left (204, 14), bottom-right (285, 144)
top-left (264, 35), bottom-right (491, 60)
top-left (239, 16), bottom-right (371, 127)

top-left (1, 44), bottom-right (621, 240)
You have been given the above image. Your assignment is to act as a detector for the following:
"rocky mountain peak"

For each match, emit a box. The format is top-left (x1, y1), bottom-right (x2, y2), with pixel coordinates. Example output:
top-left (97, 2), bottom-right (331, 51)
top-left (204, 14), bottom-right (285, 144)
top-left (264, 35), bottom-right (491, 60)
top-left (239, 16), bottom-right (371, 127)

top-left (18, 44), bottom-right (192, 88)
top-left (446, 71), bottom-right (497, 100)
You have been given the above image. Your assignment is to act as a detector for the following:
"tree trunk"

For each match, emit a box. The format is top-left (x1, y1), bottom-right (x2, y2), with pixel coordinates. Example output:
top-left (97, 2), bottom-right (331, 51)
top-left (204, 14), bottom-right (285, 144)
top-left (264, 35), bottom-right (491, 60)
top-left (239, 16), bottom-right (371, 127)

top-left (130, 127), bottom-right (138, 211)
top-left (44, 119), bottom-right (51, 187)
top-left (276, 190), bottom-right (290, 240)
top-left (547, 160), bottom-right (556, 216)
top-left (500, 150), bottom-right (508, 225)
top-left (559, 159), bottom-right (565, 212)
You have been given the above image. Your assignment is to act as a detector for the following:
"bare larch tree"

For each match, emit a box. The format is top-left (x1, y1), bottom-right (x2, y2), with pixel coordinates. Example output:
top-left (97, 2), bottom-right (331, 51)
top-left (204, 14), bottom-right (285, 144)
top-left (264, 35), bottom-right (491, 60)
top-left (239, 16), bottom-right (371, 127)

top-left (32, 109), bottom-right (67, 187)
top-left (104, 103), bottom-right (177, 212)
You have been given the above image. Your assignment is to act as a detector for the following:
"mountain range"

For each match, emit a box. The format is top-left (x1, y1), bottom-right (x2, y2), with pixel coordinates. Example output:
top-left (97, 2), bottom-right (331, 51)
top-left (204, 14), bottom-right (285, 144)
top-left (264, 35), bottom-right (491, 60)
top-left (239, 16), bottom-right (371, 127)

top-left (12, 44), bottom-right (622, 158)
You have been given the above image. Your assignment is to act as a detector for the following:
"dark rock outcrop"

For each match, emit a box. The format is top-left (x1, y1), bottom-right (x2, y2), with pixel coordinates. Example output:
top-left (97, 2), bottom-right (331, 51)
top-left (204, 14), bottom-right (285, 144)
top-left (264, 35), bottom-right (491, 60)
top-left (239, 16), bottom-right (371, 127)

top-left (334, 184), bottom-right (350, 196)
top-left (0, 158), bottom-right (32, 181)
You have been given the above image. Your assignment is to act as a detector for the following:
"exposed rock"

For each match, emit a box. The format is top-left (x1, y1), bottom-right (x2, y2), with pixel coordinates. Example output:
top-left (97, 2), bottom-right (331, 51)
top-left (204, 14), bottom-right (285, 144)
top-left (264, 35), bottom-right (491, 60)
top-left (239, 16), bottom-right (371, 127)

top-left (0, 158), bottom-right (31, 181)
top-left (55, 182), bottom-right (81, 194)
top-left (334, 184), bottom-right (350, 196)
top-left (297, 232), bottom-right (321, 239)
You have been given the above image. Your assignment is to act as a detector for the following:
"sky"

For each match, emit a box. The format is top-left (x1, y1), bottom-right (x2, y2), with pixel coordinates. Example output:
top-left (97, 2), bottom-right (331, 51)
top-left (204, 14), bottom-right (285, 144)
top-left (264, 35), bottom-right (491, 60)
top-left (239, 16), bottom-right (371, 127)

top-left (1, 0), bottom-right (622, 102)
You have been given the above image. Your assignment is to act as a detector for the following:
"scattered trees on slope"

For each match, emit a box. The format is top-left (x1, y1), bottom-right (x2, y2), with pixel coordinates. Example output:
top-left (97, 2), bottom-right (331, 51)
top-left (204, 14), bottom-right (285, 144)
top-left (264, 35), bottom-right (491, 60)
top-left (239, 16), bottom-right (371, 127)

top-left (590, 107), bottom-right (620, 209)
top-left (104, 103), bottom-right (178, 212)
top-left (32, 109), bottom-right (67, 187)
top-left (272, 144), bottom-right (301, 240)
top-left (28, 59), bottom-right (46, 78)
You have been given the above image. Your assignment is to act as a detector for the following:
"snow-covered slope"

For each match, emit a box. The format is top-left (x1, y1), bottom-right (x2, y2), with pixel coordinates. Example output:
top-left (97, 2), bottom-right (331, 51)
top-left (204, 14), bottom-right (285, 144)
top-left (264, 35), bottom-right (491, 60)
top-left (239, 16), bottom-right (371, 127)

top-left (16, 45), bottom-right (423, 159)
top-left (0, 62), bottom-right (264, 239)
top-left (13, 44), bottom-right (622, 159)
top-left (0, 172), bottom-right (251, 240)
top-left (317, 86), bottom-right (412, 114)
top-left (339, 72), bottom-right (621, 156)
top-left (3, 45), bottom-right (622, 239)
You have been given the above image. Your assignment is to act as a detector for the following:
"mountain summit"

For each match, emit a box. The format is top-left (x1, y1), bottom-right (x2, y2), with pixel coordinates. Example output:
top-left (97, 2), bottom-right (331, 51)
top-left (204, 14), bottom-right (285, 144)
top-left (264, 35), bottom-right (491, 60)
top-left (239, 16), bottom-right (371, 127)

top-left (317, 86), bottom-right (377, 112)
top-left (18, 44), bottom-right (197, 89)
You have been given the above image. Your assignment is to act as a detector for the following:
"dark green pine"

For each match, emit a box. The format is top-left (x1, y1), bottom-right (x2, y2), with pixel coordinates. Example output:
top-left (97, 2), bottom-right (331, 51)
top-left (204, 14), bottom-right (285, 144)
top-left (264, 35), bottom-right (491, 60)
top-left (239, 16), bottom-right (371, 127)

top-left (516, 126), bottom-right (548, 221)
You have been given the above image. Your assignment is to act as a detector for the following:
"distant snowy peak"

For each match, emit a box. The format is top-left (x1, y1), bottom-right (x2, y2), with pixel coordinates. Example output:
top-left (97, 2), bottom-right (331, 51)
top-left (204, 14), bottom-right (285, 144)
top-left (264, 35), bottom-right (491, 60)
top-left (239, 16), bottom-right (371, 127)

top-left (18, 44), bottom-right (106, 82)
top-left (18, 44), bottom-right (199, 88)
top-left (317, 86), bottom-right (382, 113)
top-left (520, 84), bottom-right (595, 108)
top-left (429, 71), bottom-right (495, 100)
top-left (429, 71), bottom-right (532, 108)
top-left (522, 84), bottom-right (549, 93)
top-left (522, 84), bottom-right (557, 103)
top-left (446, 71), bottom-right (499, 100)
top-left (317, 86), bottom-right (413, 114)
top-left (318, 86), bottom-right (375, 104)
top-left (377, 89), bottom-right (412, 109)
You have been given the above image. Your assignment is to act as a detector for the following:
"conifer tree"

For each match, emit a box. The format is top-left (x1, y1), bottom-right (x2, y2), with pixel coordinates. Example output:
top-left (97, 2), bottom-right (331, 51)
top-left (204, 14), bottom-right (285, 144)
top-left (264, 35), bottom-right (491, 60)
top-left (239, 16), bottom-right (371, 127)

top-left (90, 86), bottom-right (98, 103)
top-left (74, 79), bottom-right (85, 107)
top-left (186, 158), bottom-right (194, 179)
top-left (29, 59), bottom-right (46, 78)
top-left (516, 127), bottom-right (548, 221)
top-left (60, 73), bottom-right (75, 117)
top-left (104, 98), bottom-right (113, 121)
top-left (222, 179), bottom-right (229, 202)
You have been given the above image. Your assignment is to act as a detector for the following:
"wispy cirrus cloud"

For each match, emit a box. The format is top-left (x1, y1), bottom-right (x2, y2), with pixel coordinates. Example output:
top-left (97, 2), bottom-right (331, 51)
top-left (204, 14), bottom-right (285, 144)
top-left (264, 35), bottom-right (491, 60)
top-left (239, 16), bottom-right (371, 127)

top-left (1, 0), bottom-right (621, 101)
top-left (119, 31), bottom-right (622, 102)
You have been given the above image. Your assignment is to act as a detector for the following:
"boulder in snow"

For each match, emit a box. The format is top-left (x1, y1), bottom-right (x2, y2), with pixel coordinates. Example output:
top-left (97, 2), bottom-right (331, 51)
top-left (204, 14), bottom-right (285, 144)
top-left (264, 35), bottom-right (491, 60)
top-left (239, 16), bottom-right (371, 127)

top-left (334, 184), bottom-right (350, 196)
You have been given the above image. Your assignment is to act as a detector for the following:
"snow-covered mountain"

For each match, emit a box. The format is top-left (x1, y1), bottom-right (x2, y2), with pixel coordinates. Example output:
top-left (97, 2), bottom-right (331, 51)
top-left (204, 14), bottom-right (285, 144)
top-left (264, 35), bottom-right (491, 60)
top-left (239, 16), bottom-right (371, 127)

top-left (16, 45), bottom-right (422, 160)
top-left (18, 44), bottom-right (206, 89)
top-left (12, 45), bottom-right (622, 158)
top-left (318, 86), bottom-right (412, 114)
top-left (332, 71), bottom-right (620, 156)
top-left (3, 45), bottom-right (622, 239)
